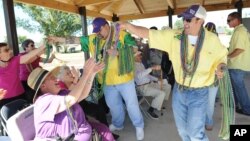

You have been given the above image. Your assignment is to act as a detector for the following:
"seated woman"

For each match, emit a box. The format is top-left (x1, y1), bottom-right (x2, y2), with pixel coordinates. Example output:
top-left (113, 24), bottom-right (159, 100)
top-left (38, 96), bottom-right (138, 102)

top-left (0, 42), bottom-right (46, 107)
top-left (19, 39), bottom-right (55, 103)
top-left (55, 65), bottom-right (109, 126)
top-left (27, 58), bottom-right (115, 141)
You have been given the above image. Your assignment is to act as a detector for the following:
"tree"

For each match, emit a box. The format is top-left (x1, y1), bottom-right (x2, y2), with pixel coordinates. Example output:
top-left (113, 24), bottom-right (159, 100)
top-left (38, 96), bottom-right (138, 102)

top-left (18, 35), bottom-right (27, 44)
top-left (15, 3), bottom-right (93, 53)
top-left (15, 3), bottom-right (92, 37)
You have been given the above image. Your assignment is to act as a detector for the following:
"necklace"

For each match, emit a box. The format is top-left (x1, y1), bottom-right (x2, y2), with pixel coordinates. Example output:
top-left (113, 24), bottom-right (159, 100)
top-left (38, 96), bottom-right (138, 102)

top-left (180, 28), bottom-right (205, 87)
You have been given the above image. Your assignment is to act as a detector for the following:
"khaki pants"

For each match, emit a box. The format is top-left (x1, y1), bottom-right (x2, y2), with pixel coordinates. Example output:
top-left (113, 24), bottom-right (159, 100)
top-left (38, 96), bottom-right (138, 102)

top-left (137, 81), bottom-right (171, 110)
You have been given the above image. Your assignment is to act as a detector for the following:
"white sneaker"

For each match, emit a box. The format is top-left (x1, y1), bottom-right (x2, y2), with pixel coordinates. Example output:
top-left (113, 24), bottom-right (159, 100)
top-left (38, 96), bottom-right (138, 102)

top-left (109, 124), bottom-right (123, 132)
top-left (136, 127), bottom-right (144, 140)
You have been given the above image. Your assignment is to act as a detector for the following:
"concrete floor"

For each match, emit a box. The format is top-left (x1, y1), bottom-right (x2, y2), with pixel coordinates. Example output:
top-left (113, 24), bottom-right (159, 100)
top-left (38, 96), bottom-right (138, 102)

top-left (111, 74), bottom-right (250, 141)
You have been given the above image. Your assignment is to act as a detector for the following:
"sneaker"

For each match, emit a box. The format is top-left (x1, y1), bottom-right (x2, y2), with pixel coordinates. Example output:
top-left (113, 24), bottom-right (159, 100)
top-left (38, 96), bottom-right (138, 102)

top-left (136, 127), bottom-right (144, 140)
top-left (109, 124), bottom-right (123, 132)
top-left (236, 109), bottom-right (250, 116)
top-left (147, 109), bottom-right (159, 119)
top-left (112, 133), bottom-right (120, 140)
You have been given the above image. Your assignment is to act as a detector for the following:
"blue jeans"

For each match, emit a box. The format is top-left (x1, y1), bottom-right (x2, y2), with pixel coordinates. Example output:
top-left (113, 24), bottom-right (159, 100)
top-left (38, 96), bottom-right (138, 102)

top-left (172, 84), bottom-right (209, 141)
top-left (229, 69), bottom-right (250, 114)
top-left (206, 86), bottom-right (219, 126)
top-left (103, 80), bottom-right (144, 128)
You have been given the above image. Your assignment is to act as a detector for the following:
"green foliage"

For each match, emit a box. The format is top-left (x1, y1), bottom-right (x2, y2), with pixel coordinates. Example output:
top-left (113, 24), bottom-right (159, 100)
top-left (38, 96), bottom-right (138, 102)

top-left (15, 3), bottom-right (87, 37)
top-left (219, 26), bottom-right (233, 35)
top-left (174, 19), bottom-right (184, 29)
top-left (18, 35), bottom-right (27, 44)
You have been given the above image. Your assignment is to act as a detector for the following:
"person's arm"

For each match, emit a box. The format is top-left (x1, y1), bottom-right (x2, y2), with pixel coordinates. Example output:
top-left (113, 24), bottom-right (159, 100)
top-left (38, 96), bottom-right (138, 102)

top-left (136, 68), bottom-right (152, 79)
top-left (148, 75), bottom-right (158, 82)
top-left (0, 89), bottom-right (6, 100)
top-left (48, 36), bottom-right (81, 44)
top-left (20, 45), bottom-right (46, 64)
top-left (119, 22), bottom-right (150, 38)
top-left (71, 66), bottom-right (80, 84)
top-left (227, 48), bottom-right (244, 59)
top-left (136, 64), bottom-right (160, 79)
top-left (40, 53), bottom-right (55, 63)
top-left (57, 58), bottom-right (104, 113)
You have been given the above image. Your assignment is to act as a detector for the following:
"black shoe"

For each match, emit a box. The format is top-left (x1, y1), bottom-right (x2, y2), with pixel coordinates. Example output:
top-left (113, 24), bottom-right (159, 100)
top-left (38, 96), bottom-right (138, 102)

top-left (147, 109), bottom-right (159, 119)
top-left (112, 133), bottom-right (120, 140)
top-left (236, 108), bottom-right (250, 116)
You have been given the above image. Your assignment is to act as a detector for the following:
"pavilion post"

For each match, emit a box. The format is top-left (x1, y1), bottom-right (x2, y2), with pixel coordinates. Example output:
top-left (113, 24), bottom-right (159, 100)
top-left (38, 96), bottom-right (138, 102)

top-left (235, 0), bottom-right (243, 17)
top-left (78, 6), bottom-right (89, 59)
top-left (2, 0), bottom-right (19, 55)
top-left (167, 6), bottom-right (174, 28)
top-left (112, 13), bottom-right (119, 22)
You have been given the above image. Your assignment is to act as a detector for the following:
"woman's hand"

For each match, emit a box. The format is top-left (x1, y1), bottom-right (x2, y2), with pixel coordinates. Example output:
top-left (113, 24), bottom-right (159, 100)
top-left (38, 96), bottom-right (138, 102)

top-left (83, 58), bottom-right (105, 76)
top-left (71, 66), bottom-right (80, 78)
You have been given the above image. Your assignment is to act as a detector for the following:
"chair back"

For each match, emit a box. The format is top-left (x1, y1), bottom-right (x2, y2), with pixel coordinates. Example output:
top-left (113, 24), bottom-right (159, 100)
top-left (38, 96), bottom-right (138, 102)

top-left (0, 99), bottom-right (29, 136)
top-left (6, 105), bottom-right (35, 141)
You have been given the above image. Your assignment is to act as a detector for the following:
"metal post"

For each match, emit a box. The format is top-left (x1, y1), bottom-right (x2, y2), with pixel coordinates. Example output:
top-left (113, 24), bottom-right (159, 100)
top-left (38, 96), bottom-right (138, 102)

top-left (167, 6), bottom-right (174, 28)
top-left (78, 6), bottom-right (89, 59)
top-left (2, 0), bottom-right (19, 55)
top-left (112, 13), bottom-right (119, 22)
top-left (235, 0), bottom-right (243, 18)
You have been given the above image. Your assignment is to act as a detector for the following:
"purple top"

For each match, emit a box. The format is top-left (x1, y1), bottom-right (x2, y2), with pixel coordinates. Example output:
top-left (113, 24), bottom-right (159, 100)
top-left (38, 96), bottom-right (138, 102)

top-left (0, 56), bottom-right (24, 99)
top-left (19, 52), bottom-right (40, 81)
top-left (34, 89), bottom-right (92, 140)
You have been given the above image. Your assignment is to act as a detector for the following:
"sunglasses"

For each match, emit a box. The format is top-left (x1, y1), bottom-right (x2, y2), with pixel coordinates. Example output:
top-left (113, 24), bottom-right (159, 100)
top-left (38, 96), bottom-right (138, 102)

top-left (183, 18), bottom-right (192, 23)
top-left (227, 19), bottom-right (234, 23)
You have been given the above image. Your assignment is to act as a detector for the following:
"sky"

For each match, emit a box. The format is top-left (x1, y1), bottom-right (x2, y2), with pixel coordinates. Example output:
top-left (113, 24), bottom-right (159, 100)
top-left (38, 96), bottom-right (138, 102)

top-left (0, 1), bottom-right (250, 42)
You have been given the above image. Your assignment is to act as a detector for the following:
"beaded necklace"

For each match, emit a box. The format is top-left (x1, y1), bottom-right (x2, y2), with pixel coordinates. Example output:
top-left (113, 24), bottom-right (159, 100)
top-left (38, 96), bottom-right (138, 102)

top-left (180, 28), bottom-right (205, 88)
top-left (43, 42), bottom-right (52, 63)
top-left (91, 24), bottom-right (114, 101)
top-left (218, 68), bottom-right (235, 140)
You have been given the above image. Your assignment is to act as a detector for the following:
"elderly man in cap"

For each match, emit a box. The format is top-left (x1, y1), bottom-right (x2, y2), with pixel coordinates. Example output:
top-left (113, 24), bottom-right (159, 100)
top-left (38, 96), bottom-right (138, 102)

top-left (134, 50), bottom-right (171, 119)
top-left (120, 5), bottom-right (228, 141)
top-left (48, 17), bottom-right (144, 140)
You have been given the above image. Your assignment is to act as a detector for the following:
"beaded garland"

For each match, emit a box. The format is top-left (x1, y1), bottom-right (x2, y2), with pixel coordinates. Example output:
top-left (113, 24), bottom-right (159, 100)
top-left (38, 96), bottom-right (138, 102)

top-left (180, 28), bottom-right (205, 88)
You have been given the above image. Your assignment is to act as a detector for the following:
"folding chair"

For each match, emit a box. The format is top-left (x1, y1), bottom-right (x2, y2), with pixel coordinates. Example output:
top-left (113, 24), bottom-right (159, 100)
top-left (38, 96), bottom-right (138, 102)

top-left (6, 105), bottom-right (35, 141)
top-left (0, 99), bottom-right (29, 136)
top-left (135, 85), bottom-right (151, 118)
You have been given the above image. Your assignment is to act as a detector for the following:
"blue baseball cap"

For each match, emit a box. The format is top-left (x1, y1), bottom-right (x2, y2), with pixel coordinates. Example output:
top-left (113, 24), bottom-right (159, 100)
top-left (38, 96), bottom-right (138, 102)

top-left (92, 17), bottom-right (108, 33)
top-left (178, 5), bottom-right (207, 20)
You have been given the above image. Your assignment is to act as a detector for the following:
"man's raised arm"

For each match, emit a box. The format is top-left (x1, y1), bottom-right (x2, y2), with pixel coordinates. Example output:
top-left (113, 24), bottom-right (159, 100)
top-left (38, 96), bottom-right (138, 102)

top-left (119, 22), bottom-right (150, 39)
